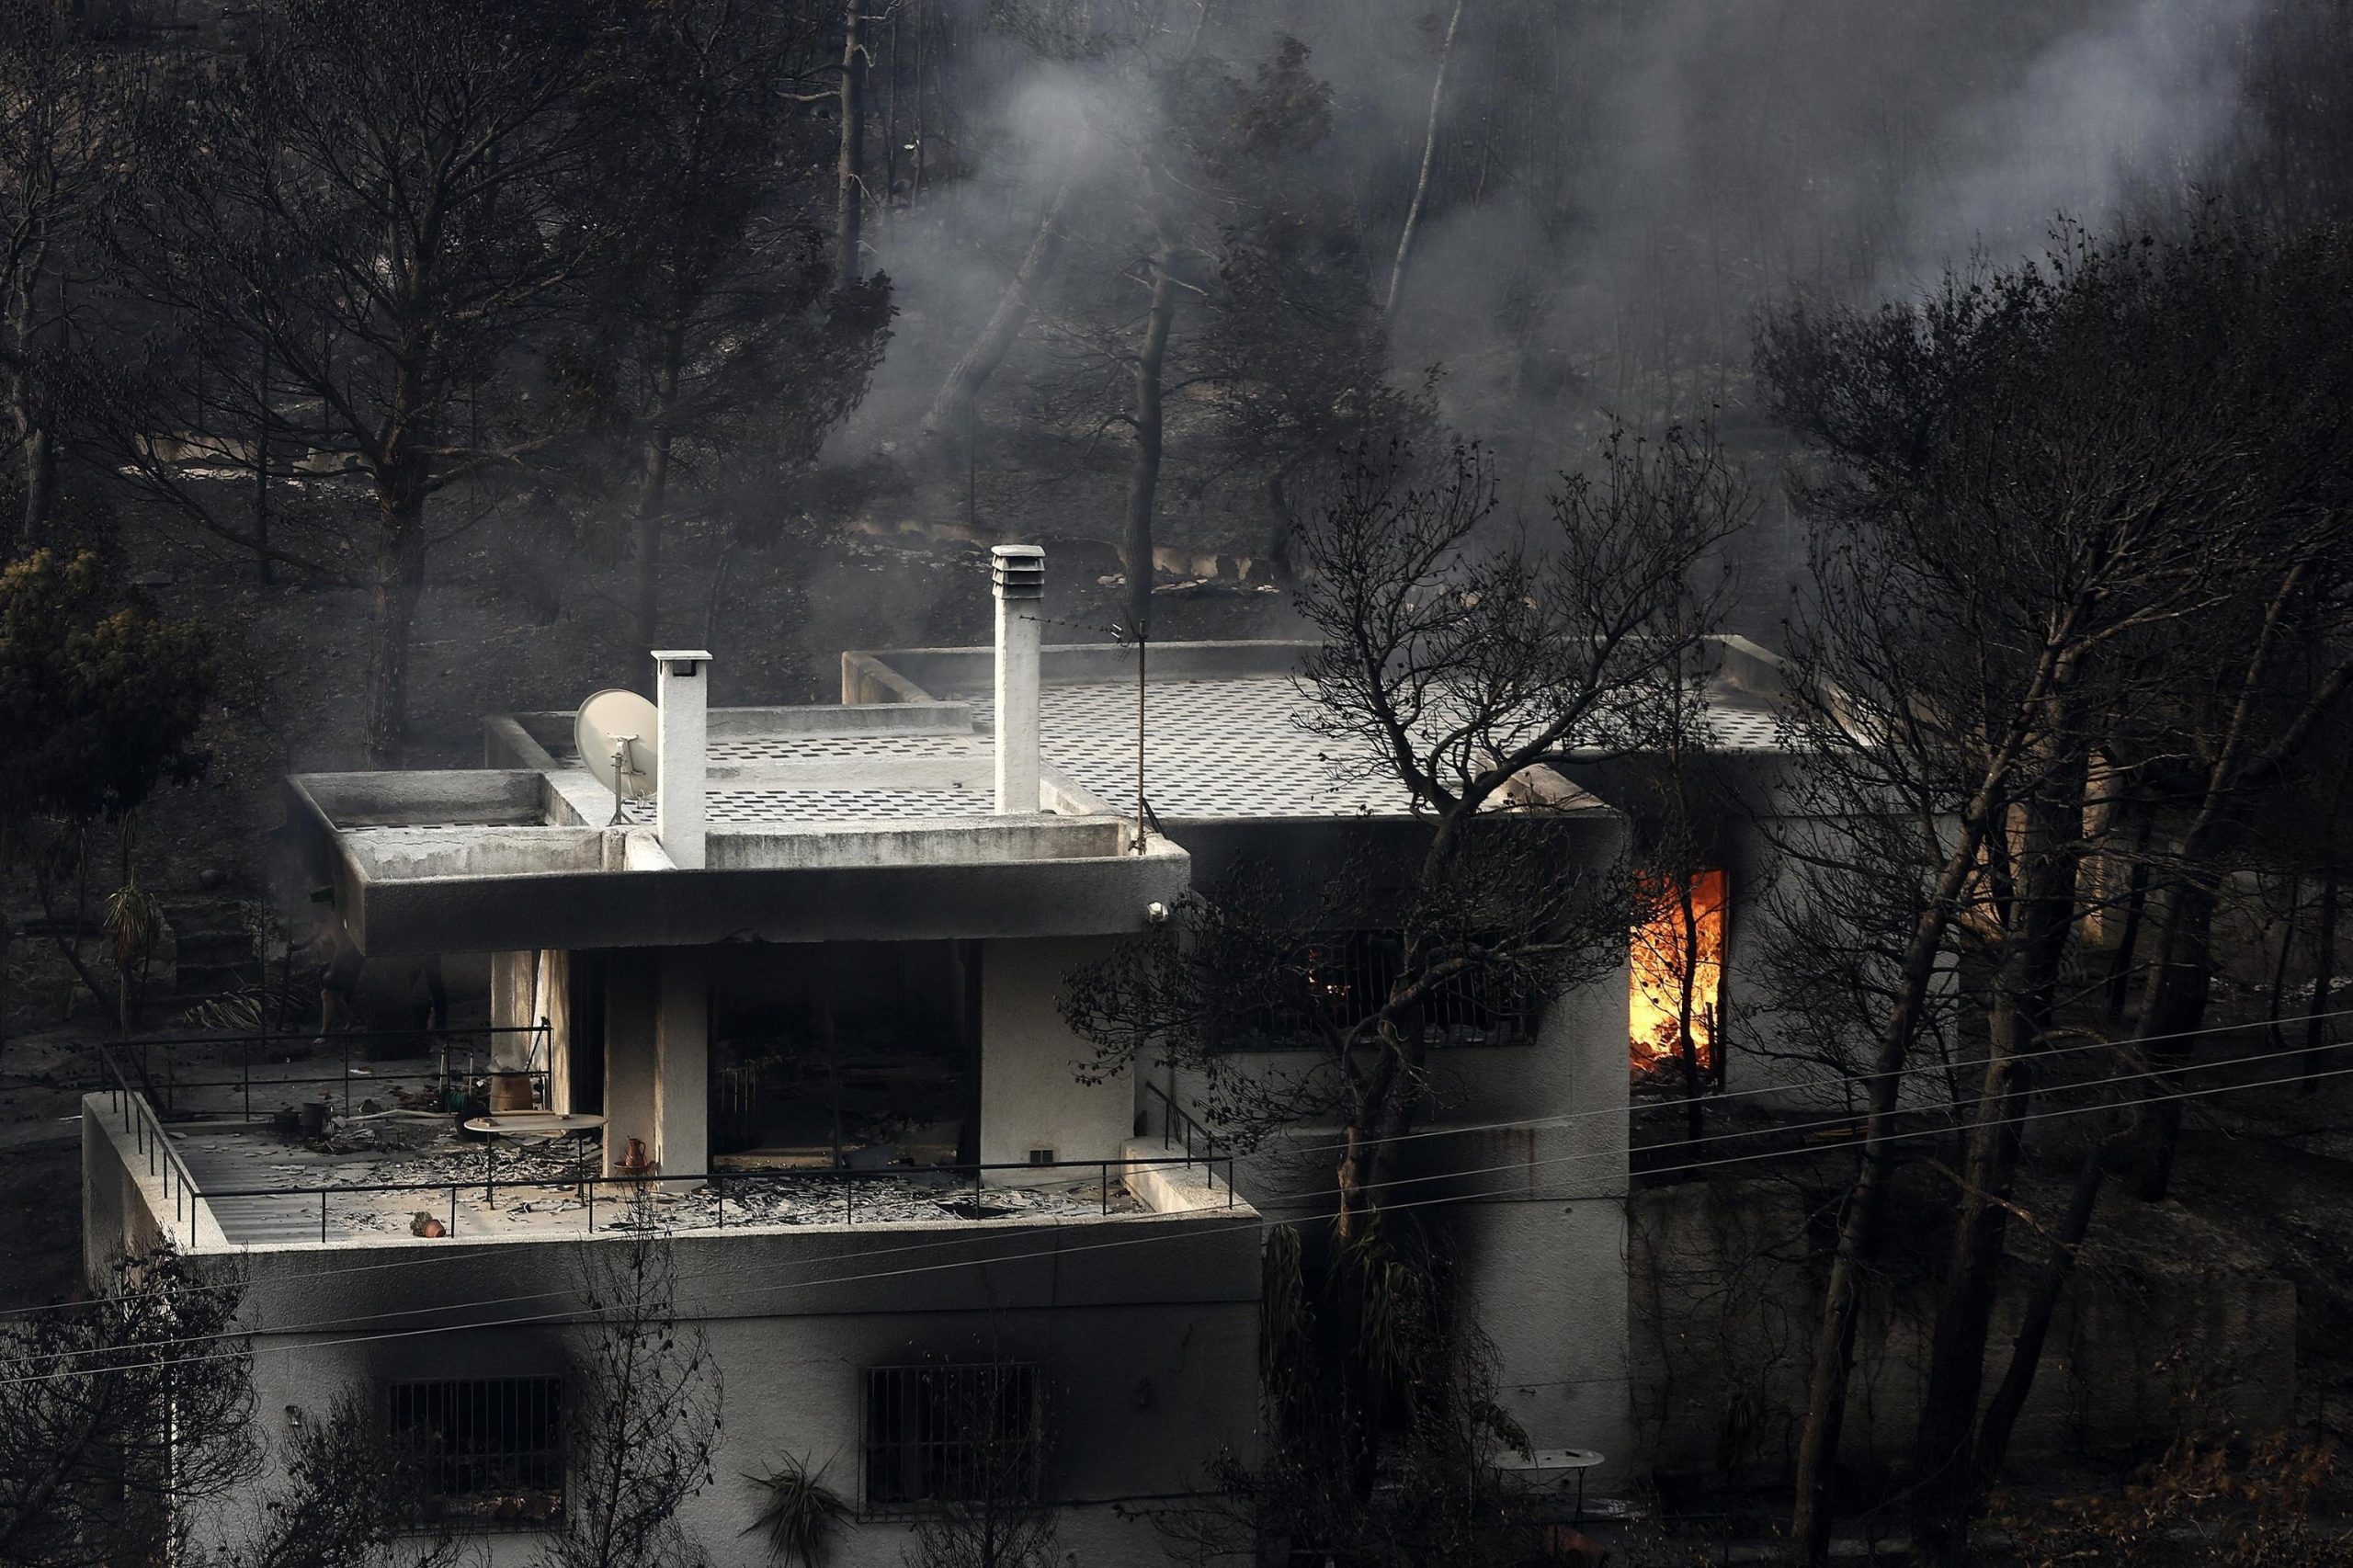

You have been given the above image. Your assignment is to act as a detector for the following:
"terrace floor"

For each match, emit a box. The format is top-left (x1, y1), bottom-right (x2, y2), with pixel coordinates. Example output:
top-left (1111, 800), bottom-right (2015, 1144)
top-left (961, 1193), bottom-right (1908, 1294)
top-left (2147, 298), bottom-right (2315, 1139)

top-left (143, 1051), bottom-right (1148, 1245)
top-left (170, 1121), bottom-right (1142, 1245)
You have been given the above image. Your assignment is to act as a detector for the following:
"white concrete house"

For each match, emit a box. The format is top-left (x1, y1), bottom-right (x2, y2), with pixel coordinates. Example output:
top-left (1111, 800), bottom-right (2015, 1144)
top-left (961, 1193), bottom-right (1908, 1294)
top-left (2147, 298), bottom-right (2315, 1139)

top-left (83, 545), bottom-right (1814, 1559)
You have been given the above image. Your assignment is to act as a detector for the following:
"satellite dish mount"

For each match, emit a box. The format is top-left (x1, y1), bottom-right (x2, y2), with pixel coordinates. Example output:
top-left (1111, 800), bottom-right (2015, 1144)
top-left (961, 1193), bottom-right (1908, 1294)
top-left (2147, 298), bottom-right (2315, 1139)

top-left (574, 689), bottom-right (662, 829)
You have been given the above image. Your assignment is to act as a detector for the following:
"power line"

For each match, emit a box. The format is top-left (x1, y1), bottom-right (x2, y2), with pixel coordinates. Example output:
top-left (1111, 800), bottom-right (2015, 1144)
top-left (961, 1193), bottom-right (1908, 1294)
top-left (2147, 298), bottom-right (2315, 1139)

top-left (35, 998), bottom-right (2335, 1327)
top-left (6, 1052), bottom-right (2344, 1392)
top-left (1252, 1034), bottom-right (2353, 1205)
top-left (1272, 1001), bottom-right (2353, 1162)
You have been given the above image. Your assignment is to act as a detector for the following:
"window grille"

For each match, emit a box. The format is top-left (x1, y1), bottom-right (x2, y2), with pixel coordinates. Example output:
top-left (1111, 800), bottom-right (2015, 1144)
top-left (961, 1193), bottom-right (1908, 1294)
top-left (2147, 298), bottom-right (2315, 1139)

top-left (862, 1362), bottom-right (1044, 1517)
top-left (385, 1377), bottom-right (564, 1527)
top-left (1230, 929), bottom-right (1540, 1050)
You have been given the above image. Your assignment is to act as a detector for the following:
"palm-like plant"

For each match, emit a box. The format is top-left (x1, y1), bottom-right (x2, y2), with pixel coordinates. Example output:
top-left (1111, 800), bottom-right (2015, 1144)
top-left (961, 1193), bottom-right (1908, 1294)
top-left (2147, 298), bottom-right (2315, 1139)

top-left (745, 1454), bottom-right (848, 1568)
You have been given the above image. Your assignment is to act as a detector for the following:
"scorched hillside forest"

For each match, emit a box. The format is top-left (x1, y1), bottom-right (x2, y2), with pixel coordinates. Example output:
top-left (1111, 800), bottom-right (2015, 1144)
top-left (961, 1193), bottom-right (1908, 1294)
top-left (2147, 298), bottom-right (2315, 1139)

top-left (4, 2), bottom-right (2353, 1566)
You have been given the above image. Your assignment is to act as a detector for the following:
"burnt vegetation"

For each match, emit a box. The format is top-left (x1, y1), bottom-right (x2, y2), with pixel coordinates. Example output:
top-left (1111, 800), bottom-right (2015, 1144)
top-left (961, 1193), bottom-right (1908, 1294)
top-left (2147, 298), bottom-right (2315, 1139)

top-left (3, 0), bottom-right (2353, 1565)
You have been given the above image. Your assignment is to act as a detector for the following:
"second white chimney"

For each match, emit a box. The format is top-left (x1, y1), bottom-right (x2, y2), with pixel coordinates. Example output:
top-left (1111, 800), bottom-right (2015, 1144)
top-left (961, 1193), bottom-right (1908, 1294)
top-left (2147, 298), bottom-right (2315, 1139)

top-left (653, 649), bottom-right (710, 868)
top-left (991, 546), bottom-right (1044, 813)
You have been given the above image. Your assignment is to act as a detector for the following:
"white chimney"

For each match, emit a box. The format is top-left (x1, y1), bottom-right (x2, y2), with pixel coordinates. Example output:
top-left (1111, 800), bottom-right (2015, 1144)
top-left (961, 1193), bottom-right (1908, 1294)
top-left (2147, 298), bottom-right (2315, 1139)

top-left (991, 546), bottom-right (1044, 813)
top-left (653, 649), bottom-right (710, 868)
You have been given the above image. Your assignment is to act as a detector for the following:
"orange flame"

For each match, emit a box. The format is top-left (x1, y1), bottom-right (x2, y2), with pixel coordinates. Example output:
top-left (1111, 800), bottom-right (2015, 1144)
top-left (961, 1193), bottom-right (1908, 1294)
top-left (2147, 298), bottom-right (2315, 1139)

top-left (1630, 869), bottom-right (1726, 1074)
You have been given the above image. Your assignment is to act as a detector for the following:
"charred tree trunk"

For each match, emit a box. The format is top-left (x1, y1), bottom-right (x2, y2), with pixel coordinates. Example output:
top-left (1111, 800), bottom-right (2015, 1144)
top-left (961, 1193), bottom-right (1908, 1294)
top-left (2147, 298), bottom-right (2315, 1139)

top-left (20, 423), bottom-right (53, 556)
top-left (2302, 750), bottom-right (2351, 1088)
top-left (2131, 877), bottom-right (2216, 1202)
top-left (1677, 873), bottom-right (1705, 1143)
top-left (362, 477), bottom-right (431, 768)
top-left (1382, 0), bottom-right (1466, 322)
top-left (253, 334), bottom-right (277, 587)
top-left (2103, 803), bottom-right (2156, 1023)
top-left (7, 253), bottom-right (53, 557)
top-left (1124, 206), bottom-right (1181, 642)
top-left (835, 0), bottom-right (868, 291)
top-left (1911, 768), bottom-right (2084, 1562)
top-left (1970, 1125), bottom-right (2117, 1484)
top-left (2266, 874), bottom-right (2302, 1052)
top-left (1334, 1023), bottom-right (1425, 1242)
top-left (632, 323), bottom-right (687, 650)
top-left (2302, 859), bottom-right (2341, 1088)
top-left (1786, 639), bottom-right (2066, 1565)
top-left (926, 181), bottom-right (1073, 449)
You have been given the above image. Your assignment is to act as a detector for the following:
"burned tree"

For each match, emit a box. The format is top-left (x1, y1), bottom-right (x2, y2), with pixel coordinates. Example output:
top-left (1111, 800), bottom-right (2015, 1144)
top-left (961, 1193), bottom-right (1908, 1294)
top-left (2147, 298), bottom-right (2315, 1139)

top-left (0, 0), bottom-right (134, 557)
top-left (0, 1248), bottom-right (259, 1568)
top-left (215, 1391), bottom-right (472, 1568)
top-left (534, 1200), bottom-right (722, 1568)
top-left (0, 549), bottom-right (210, 1037)
top-left (111, 0), bottom-right (620, 765)
top-left (1152, 1224), bottom-right (1534, 1568)
top-left (1755, 214), bottom-right (2353, 1565)
top-left (1072, 431), bottom-right (1743, 1231)
top-left (1066, 428), bottom-right (1744, 1538)
top-left (567, 0), bottom-right (893, 649)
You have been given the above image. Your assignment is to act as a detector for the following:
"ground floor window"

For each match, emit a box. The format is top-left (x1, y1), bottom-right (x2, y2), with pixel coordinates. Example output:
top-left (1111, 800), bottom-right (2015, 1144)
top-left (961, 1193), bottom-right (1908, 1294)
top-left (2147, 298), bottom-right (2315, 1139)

top-left (385, 1376), bottom-right (564, 1526)
top-left (862, 1362), bottom-right (1044, 1515)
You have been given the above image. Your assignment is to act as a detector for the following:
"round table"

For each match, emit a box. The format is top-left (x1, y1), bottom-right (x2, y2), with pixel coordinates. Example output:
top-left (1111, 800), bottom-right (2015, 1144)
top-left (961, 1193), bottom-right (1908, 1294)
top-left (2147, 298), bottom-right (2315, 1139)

top-left (463, 1112), bottom-right (607, 1142)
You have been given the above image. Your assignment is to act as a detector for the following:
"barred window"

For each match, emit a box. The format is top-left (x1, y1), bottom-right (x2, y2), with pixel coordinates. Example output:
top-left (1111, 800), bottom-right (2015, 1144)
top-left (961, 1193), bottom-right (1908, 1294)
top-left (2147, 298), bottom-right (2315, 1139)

top-left (385, 1377), bottom-right (564, 1527)
top-left (863, 1363), bottom-right (1044, 1516)
top-left (1232, 930), bottom-right (1540, 1050)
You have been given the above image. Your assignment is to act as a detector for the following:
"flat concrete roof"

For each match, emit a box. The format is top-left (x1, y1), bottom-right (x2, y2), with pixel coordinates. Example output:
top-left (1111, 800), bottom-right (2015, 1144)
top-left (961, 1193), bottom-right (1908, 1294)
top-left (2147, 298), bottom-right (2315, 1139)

top-left (283, 700), bottom-right (1189, 956)
top-left (278, 636), bottom-right (1795, 956)
top-left (844, 637), bottom-right (1792, 822)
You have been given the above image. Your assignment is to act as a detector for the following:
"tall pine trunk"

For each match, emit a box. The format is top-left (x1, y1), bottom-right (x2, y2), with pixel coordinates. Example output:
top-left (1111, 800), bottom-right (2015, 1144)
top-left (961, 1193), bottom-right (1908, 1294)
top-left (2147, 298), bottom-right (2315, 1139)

top-left (835, 1), bottom-right (867, 290)
top-left (20, 424), bottom-right (52, 555)
top-left (1382, 0), bottom-right (1466, 322)
top-left (1970, 1125), bottom-right (2116, 1483)
top-left (1787, 636), bottom-right (2073, 1567)
top-left (925, 181), bottom-right (1072, 447)
top-left (1124, 208), bottom-right (1180, 642)
top-left (8, 259), bottom-right (52, 556)
top-left (632, 324), bottom-right (687, 650)
top-left (1911, 770), bottom-right (2084, 1562)
top-left (2304, 862), bottom-right (2341, 1088)
top-left (363, 483), bottom-right (431, 767)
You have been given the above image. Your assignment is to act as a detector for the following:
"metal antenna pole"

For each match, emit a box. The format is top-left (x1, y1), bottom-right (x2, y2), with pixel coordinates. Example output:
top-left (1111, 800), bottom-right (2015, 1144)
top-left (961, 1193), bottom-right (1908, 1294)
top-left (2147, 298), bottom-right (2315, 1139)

top-left (608, 737), bottom-right (633, 827)
top-left (1131, 634), bottom-right (1147, 855)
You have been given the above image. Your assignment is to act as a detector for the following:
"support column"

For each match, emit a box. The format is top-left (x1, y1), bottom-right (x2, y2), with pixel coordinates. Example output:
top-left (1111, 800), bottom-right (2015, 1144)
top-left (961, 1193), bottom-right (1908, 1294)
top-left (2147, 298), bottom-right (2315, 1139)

top-left (539, 949), bottom-right (574, 1115)
top-left (978, 937), bottom-right (1130, 1181)
top-left (602, 953), bottom-right (657, 1177)
top-left (654, 949), bottom-right (709, 1180)
top-left (491, 952), bottom-right (532, 1034)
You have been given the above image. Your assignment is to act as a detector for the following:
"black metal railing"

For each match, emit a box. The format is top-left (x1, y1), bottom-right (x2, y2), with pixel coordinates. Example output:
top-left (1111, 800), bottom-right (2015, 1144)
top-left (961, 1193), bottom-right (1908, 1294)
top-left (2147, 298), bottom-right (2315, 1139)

top-left (1142, 1080), bottom-right (1228, 1192)
top-left (90, 1048), bottom-right (1248, 1247)
top-left (93, 1040), bottom-right (215, 1247)
top-left (116, 1026), bottom-right (553, 1121)
top-left (189, 1150), bottom-right (1240, 1245)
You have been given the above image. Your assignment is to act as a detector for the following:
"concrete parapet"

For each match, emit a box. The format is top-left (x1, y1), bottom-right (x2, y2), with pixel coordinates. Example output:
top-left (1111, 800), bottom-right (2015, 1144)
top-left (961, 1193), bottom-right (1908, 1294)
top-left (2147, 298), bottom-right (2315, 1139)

top-left (1120, 1140), bottom-right (1239, 1214)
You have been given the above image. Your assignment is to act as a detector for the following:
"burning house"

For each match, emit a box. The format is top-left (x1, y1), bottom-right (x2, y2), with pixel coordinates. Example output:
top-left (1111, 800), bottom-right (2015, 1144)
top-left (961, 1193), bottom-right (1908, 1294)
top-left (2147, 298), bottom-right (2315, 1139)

top-left (82, 546), bottom-right (1819, 1558)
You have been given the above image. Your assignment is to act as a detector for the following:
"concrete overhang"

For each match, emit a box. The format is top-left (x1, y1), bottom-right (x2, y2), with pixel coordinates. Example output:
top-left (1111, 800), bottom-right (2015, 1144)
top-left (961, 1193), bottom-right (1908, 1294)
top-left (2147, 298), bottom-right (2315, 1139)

top-left (284, 772), bottom-right (1189, 958)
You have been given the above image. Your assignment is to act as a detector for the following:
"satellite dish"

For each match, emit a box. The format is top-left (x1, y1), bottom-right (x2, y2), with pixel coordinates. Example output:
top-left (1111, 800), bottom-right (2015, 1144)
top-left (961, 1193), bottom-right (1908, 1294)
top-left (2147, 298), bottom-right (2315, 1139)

top-left (575, 689), bottom-right (659, 824)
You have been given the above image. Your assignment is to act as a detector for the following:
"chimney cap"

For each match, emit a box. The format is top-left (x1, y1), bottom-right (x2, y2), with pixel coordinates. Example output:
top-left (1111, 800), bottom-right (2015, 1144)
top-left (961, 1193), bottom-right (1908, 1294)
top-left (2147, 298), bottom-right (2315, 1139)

top-left (991, 544), bottom-right (1045, 600)
top-left (651, 648), bottom-right (714, 662)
